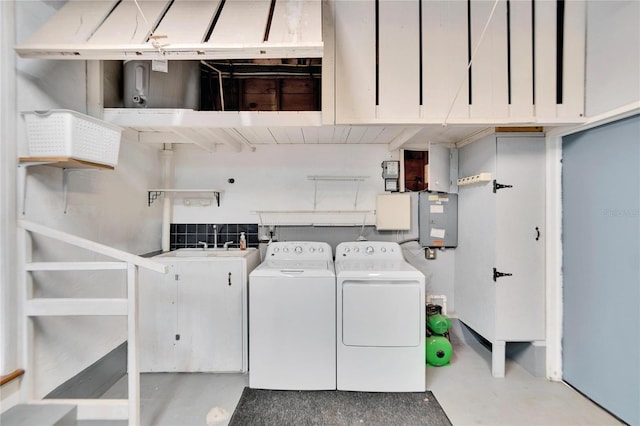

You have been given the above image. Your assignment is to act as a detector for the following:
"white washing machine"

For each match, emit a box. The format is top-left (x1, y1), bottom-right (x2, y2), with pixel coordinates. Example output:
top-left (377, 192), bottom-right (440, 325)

top-left (249, 241), bottom-right (336, 390)
top-left (335, 241), bottom-right (425, 392)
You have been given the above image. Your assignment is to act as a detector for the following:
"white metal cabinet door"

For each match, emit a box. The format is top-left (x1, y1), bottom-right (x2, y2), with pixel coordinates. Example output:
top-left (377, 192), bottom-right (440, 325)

top-left (175, 260), bottom-right (244, 372)
top-left (455, 134), bottom-right (498, 341)
top-left (494, 137), bottom-right (545, 340)
top-left (139, 264), bottom-right (178, 372)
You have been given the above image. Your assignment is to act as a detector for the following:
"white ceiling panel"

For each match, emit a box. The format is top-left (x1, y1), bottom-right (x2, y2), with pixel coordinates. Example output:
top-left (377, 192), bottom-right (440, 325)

top-left (22, 0), bottom-right (120, 45)
top-left (372, 127), bottom-right (405, 144)
top-left (207, 0), bottom-right (272, 44)
top-left (105, 108), bottom-right (497, 150)
top-left (89, 0), bottom-right (172, 44)
top-left (268, 0), bottom-right (323, 43)
top-left (301, 127), bottom-right (320, 144)
top-left (151, 0), bottom-right (222, 44)
top-left (267, 127), bottom-right (305, 144)
top-left (358, 127), bottom-right (386, 144)
top-left (16, 0), bottom-right (323, 59)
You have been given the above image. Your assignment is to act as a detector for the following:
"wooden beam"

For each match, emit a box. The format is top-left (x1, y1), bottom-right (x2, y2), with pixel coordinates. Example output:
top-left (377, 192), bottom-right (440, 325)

top-left (170, 128), bottom-right (217, 152)
top-left (495, 126), bottom-right (544, 133)
top-left (388, 127), bottom-right (423, 151)
top-left (203, 128), bottom-right (243, 152)
top-left (455, 128), bottom-right (496, 148)
top-left (103, 109), bottom-right (323, 128)
top-left (14, 42), bottom-right (324, 61)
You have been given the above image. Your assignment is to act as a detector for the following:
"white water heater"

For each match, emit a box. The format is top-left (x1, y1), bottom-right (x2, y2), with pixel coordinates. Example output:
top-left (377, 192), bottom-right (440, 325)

top-left (123, 60), bottom-right (200, 109)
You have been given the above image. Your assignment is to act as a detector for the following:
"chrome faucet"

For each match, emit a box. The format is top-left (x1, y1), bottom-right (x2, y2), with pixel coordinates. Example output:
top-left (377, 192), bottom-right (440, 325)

top-left (212, 224), bottom-right (218, 249)
top-left (223, 241), bottom-right (234, 250)
top-left (198, 241), bottom-right (208, 250)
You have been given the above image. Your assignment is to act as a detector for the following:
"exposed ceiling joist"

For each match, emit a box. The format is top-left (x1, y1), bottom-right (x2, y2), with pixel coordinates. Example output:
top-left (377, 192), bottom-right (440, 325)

top-left (223, 129), bottom-right (257, 152)
top-left (387, 127), bottom-right (423, 151)
top-left (170, 128), bottom-right (217, 152)
top-left (202, 128), bottom-right (243, 152)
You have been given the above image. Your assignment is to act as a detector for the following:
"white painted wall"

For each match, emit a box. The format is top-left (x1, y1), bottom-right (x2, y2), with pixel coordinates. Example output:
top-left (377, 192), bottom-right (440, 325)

top-left (585, 1), bottom-right (640, 117)
top-left (1, 0), bottom-right (18, 391)
top-left (8, 0), bottom-right (164, 398)
top-left (171, 144), bottom-right (397, 223)
top-left (171, 144), bottom-right (457, 312)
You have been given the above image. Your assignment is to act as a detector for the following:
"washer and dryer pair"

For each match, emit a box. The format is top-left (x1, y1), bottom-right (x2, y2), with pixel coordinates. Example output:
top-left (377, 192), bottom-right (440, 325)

top-left (248, 241), bottom-right (425, 392)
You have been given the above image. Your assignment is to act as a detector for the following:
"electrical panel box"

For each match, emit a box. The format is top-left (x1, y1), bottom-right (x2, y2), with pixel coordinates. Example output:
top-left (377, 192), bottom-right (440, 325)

top-left (376, 193), bottom-right (411, 230)
top-left (419, 192), bottom-right (458, 247)
top-left (381, 161), bottom-right (400, 192)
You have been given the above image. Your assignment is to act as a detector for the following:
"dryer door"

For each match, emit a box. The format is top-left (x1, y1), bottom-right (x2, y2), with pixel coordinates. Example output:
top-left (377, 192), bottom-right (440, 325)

top-left (342, 281), bottom-right (422, 347)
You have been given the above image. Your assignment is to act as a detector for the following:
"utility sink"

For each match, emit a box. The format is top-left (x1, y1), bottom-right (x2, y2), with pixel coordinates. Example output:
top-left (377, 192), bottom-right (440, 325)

top-left (157, 248), bottom-right (258, 258)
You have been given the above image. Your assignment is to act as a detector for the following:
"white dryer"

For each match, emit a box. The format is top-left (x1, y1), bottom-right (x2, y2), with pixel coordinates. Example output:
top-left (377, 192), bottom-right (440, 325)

top-left (249, 241), bottom-right (336, 390)
top-left (335, 241), bottom-right (425, 392)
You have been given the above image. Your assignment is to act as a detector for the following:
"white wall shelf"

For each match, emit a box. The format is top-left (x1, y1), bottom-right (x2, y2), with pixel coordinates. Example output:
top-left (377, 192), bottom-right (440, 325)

top-left (18, 157), bottom-right (114, 214)
top-left (19, 157), bottom-right (115, 170)
top-left (307, 175), bottom-right (369, 209)
top-left (147, 189), bottom-right (222, 207)
top-left (255, 210), bottom-right (375, 227)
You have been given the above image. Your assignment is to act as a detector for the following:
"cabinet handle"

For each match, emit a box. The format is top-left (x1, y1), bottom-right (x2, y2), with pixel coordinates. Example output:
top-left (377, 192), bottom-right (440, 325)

top-left (535, 227), bottom-right (540, 241)
top-left (228, 272), bottom-right (232, 286)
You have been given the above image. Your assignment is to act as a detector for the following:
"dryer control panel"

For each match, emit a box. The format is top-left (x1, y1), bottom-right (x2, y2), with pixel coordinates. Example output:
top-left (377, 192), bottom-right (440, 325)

top-left (265, 241), bottom-right (333, 260)
top-left (335, 241), bottom-right (403, 260)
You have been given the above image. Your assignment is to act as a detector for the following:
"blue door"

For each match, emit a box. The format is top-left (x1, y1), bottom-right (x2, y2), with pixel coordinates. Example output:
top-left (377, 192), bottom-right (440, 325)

top-left (562, 115), bottom-right (640, 425)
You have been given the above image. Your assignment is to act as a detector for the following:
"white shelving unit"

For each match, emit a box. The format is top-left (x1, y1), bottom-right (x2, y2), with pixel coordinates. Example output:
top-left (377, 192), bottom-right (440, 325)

top-left (147, 189), bottom-right (223, 207)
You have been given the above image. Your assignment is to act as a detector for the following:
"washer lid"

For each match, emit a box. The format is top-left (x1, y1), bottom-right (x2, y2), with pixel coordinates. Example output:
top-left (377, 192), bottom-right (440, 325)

top-left (251, 259), bottom-right (335, 278)
top-left (264, 259), bottom-right (333, 270)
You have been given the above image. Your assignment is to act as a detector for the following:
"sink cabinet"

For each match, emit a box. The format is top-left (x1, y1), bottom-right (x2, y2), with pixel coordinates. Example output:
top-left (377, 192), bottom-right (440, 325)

top-left (139, 250), bottom-right (260, 372)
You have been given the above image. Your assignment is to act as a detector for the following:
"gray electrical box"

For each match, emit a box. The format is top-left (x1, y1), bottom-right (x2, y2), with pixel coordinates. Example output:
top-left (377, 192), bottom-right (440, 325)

top-left (419, 192), bottom-right (458, 248)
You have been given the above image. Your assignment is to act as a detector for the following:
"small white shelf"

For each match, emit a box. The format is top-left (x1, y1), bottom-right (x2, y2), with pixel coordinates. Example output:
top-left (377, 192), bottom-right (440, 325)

top-left (307, 175), bottom-right (370, 209)
top-left (255, 210), bottom-right (375, 227)
top-left (307, 175), bottom-right (369, 182)
top-left (148, 189), bottom-right (223, 207)
top-left (18, 157), bottom-right (113, 215)
top-left (457, 172), bottom-right (492, 187)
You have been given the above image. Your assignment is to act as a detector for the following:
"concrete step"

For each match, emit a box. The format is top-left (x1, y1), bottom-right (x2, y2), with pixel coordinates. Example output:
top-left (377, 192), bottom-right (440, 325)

top-left (1, 403), bottom-right (77, 426)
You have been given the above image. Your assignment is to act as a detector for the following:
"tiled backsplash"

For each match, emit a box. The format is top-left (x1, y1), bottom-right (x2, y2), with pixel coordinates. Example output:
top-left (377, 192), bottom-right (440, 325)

top-left (170, 223), bottom-right (259, 251)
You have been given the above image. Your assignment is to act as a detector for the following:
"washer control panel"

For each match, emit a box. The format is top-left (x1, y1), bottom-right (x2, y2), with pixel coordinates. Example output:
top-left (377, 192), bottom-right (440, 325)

top-left (335, 241), bottom-right (403, 259)
top-left (266, 241), bottom-right (332, 260)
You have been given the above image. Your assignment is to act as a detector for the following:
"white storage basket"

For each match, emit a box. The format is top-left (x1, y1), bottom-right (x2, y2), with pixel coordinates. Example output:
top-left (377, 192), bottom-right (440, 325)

top-left (23, 110), bottom-right (123, 167)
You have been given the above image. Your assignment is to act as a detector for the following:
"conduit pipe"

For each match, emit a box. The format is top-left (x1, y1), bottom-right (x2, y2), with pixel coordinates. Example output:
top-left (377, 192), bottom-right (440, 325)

top-left (161, 144), bottom-right (174, 252)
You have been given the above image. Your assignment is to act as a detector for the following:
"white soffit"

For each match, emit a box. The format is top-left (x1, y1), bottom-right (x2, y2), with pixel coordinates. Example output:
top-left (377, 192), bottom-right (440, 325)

top-left (15, 0), bottom-right (324, 60)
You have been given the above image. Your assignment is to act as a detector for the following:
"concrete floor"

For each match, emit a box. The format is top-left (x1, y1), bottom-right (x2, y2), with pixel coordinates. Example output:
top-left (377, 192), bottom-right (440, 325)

top-left (80, 319), bottom-right (622, 426)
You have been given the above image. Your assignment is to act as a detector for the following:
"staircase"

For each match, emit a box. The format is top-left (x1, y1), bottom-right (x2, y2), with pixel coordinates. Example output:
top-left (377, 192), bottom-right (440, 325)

top-left (14, 220), bottom-right (167, 425)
